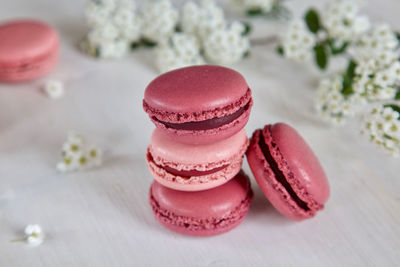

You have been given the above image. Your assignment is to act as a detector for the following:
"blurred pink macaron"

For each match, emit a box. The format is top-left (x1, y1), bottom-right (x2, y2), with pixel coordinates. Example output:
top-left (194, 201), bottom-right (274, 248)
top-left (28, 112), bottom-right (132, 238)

top-left (246, 123), bottom-right (330, 221)
top-left (143, 65), bottom-right (252, 144)
top-left (149, 170), bottom-right (253, 236)
top-left (0, 19), bottom-right (59, 82)
top-left (146, 128), bottom-right (248, 191)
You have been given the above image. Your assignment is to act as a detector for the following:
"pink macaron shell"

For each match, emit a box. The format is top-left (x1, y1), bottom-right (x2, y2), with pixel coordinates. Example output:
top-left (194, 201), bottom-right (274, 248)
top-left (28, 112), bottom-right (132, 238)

top-left (144, 65), bottom-right (249, 116)
top-left (147, 129), bottom-right (249, 191)
top-left (143, 65), bottom-right (252, 144)
top-left (149, 171), bottom-right (253, 236)
top-left (246, 123), bottom-right (330, 220)
top-left (270, 123), bottom-right (330, 205)
top-left (150, 100), bottom-right (252, 145)
top-left (0, 19), bottom-right (59, 82)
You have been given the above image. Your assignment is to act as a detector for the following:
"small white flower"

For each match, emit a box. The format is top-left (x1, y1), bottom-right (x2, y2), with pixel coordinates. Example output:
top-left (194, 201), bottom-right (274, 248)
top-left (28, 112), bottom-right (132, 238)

top-left (25, 225), bottom-right (44, 246)
top-left (43, 80), bottom-right (64, 99)
top-left (362, 104), bottom-right (400, 156)
top-left (281, 19), bottom-right (316, 62)
top-left (203, 21), bottom-right (250, 65)
top-left (140, 0), bottom-right (179, 42)
top-left (181, 0), bottom-right (226, 41)
top-left (155, 33), bottom-right (205, 73)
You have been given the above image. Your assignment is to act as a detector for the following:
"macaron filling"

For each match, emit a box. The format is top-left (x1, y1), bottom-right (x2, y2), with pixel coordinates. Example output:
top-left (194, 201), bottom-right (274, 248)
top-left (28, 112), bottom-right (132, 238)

top-left (257, 128), bottom-right (310, 211)
top-left (153, 101), bottom-right (251, 131)
top-left (147, 152), bottom-right (229, 178)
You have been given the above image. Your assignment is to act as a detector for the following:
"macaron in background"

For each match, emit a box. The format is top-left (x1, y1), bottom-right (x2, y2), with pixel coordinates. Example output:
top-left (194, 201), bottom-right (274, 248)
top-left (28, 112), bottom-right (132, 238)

top-left (246, 123), bottom-right (330, 221)
top-left (149, 170), bottom-right (253, 236)
top-left (147, 128), bottom-right (249, 191)
top-left (0, 19), bottom-right (59, 82)
top-left (143, 65), bottom-right (253, 145)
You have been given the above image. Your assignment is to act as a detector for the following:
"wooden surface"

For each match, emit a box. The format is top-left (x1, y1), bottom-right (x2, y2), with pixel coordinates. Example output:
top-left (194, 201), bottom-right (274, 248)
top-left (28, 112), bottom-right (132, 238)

top-left (1, 0), bottom-right (400, 266)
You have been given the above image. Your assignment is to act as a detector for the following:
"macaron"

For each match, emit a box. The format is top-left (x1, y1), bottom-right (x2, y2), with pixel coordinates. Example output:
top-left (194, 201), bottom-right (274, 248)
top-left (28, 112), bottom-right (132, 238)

top-left (147, 128), bottom-right (248, 191)
top-left (0, 19), bottom-right (59, 82)
top-left (143, 65), bottom-right (252, 144)
top-left (149, 170), bottom-right (253, 236)
top-left (246, 123), bottom-right (330, 221)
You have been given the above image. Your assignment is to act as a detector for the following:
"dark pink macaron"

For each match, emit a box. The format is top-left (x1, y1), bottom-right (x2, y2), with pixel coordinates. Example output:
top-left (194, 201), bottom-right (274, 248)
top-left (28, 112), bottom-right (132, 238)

top-left (143, 65), bottom-right (252, 144)
top-left (246, 123), bottom-right (330, 221)
top-left (149, 170), bottom-right (253, 236)
top-left (0, 19), bottom-right (59, 82)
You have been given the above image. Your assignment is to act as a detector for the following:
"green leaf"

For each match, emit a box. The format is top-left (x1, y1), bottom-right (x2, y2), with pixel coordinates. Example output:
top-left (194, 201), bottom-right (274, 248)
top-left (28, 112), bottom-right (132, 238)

top-left (304, 9), bottom-right (320, 33)
top-left (395, 88), bottom-right (400, 100)
top-left (383, 104), bottom-right (400, 114)
top-left (341, 60), bottom-right (357, 97)
top-left (314, 44), bottom-right (328, 69)
top-left (328, 39), bottom-right (349, 55)
top-left (243, 51), bottom-right (250, 58)
top-left (131, 42), bottom-right (140, 50)
top-left (241, 21), bottom-right (252, 36)
top-left (395, 32), bottom-right (400, 42)
top-left (247, 8), bottom-right (263, 16)
top-left (276, 45), bottom-right (284, 55)
top-left (140, 38), bottom-right (157, 48)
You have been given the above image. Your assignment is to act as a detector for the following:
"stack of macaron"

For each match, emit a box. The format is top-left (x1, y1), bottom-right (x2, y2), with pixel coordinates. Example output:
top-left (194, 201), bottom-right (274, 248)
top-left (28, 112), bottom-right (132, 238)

top-left (143, 65), bottom-right (330, 237)
top-left (143, 65), bottom-right (254, 236)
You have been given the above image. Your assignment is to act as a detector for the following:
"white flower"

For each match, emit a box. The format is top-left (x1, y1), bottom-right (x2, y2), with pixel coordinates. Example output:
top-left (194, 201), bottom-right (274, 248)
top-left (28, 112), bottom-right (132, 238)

top-left (362, 104), bottom-right (400, 156)
top-left (82, 0), bottom-right (141, 59)
top-left (322, 0), bottom-right (370, 42)
top-left (43, 80), bottom-right (64, 99)
top-left (234, 0), bottom-right (277, 13)
top-left (281, 20), bottom-right (316, 62)
top-left (140, 0), bottom-right (179, 42)
top-left (315, 74), bottom-right (362, 125)
top-left (203, 21), bottom-right (250, 64)
top-left (25, 225), bottom-right (44, 246)
top-left (57, 132), bottom-right (103, 172)
top-left (350, 24), bottom-right (399, 70)
top-left (155, 33), bottom-right (205, 73)
top-left (181, 0), bottom-right (226, 41)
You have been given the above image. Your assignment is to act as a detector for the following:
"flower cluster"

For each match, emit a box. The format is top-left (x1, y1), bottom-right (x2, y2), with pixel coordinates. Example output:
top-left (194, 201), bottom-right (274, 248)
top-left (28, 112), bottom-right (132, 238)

top-left (155, 0), bottom-right (250, 72)
top-left (315, 74), bottom-right (361, 125)
top-left (81, 0), bottom-right (142, 58)
top-left (56, 132), bottom-right (103, 173)
top-left (155, 33), bottom-right (204, 73)
top-left (82, 0), bottom-right (250, 71)
top-left (322, 0), bottom-right (369, 42)
top-left (279, 20), bottom-right (316, 62)
top-left (278, 0), bottom-right (370, 70)
top-left (362, 104), bottom-right (400, 156)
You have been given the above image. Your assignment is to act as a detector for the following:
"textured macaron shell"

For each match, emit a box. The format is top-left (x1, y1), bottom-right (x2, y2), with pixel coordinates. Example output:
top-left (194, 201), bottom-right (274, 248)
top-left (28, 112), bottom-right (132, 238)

top-left (246, 123), bottom-right (330, 220)
top-left (143, 65), bottom-right (252, 144)
top-left (149, 171), bottom-right (253, 236)
top-left (0, 20), bottom-right (59, 82)
top-left (147, 128), bottom-right (249, 191)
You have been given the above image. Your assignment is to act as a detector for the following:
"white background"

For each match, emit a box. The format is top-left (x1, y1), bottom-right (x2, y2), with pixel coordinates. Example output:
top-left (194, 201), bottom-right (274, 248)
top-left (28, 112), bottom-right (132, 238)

top-left (1, 0), bottom-right (400, 266)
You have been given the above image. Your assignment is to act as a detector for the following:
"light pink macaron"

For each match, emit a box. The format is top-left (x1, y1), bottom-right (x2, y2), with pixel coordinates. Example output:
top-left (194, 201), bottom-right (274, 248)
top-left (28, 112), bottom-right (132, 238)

top-left (0, 19), bottom-right (59, 82)
top-left (146, 128), bottom-right (249, 191)
top-left (149, 170), bottom-right (253, 236)
top-left (143, 65), bottom-right (252, 144)
top-left (246, 123), bottom-right (330, 220)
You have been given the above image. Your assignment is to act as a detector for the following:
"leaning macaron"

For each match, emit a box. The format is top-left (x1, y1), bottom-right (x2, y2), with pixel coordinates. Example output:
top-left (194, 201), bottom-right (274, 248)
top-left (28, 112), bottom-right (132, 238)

top-left (143, 65), bottom-right (252, 144)
top-left (147, 128), bottom-right (248, 191)
top-left (0, 19), bottom-right (59, 82)
top-left (246, 123), bottom-right (330, 221)
top-left (149, 170), bottom-right (253, 236)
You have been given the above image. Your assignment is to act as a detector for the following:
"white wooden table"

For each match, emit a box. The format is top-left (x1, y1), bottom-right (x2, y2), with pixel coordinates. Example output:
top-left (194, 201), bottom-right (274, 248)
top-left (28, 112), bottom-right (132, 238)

top-left (1, 0), bottom-right (400, 266)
